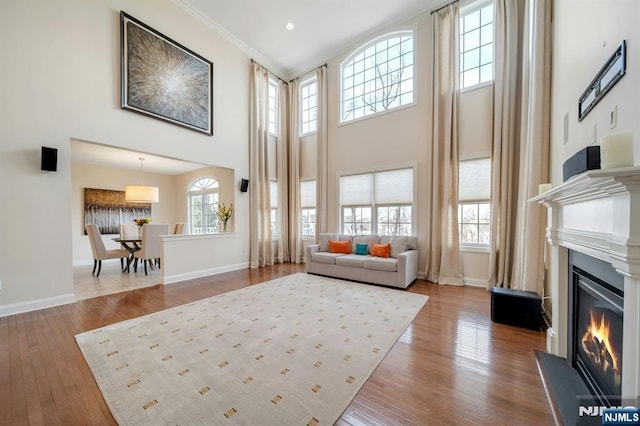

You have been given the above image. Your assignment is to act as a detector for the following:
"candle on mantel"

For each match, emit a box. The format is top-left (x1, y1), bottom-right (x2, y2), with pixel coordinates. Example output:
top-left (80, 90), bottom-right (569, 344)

top-left (600, 133), bottom-right (634, 169)
top-left (538, 183), bottom-right (552, 195)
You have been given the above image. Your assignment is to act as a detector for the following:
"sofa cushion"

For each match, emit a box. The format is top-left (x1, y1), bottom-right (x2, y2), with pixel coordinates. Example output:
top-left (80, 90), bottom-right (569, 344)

top-left (363, 257), bottom-right (398, 272)
top-left (319, 233), bottom-right (338, 252)
top-left (311, 252), bottom-right (345, 265)
top-left (407, 236), bottom-right (418, 250)
top-left (329, 240), bottom-right (351, 254)
top-left (339, 234), bottom-right (354, 244)
top-left (390, 236), bottom-right (408, 258)
top-left (336, 254), bottom-right (366, 267)
top-left (352, 235), bottom-right (379, 254)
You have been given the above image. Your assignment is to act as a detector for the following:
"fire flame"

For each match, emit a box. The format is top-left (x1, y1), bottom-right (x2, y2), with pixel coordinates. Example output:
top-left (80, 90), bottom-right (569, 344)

top-left (581, 311), bottom-right (620, 380)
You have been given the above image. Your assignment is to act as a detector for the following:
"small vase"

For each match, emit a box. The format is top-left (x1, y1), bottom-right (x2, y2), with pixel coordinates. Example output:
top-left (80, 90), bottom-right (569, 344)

top-left (137, 226), bottom-right (143, 238)
top-left (222, 221), bottom-right (228, 232)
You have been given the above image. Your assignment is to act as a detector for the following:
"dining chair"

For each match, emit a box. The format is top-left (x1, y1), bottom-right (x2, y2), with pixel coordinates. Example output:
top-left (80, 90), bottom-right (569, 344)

top-left (173, 222), bottom-right (185, 235)
top-left (85, 223), bottom-right (129, 277)
top-left (120, 223), bottom-right (139, 240)
top-left (134, 223), bottom-right (169, 275)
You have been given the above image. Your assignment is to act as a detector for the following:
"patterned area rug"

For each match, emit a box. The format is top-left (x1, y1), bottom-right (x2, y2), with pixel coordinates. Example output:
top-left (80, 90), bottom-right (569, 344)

top-left (75, 273), bottom-right (428, 425)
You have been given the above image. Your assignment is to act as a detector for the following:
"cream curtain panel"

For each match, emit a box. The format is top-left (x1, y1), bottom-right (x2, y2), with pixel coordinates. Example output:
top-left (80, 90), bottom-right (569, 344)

top-left (275, 79), bottom-right (290, 264)
top-left (488, 0), bottom-right (522, 287)
top-left (287, 78), bottom-right (304, 263)
top-left (510, 0), bottom-right (552, 292)
top-left (425, 4), bottom-right (463, 285)
top-left (315, 65), bottom-right (329, 238)
top-left (249, 62), bottom-right (273, 268)
top-left (488, 0), bottom-right (551, 292)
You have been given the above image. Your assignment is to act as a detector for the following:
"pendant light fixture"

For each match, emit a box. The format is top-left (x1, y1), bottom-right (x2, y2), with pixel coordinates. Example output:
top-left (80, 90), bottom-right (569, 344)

top-left (125, 157), bottom-right (159, 203)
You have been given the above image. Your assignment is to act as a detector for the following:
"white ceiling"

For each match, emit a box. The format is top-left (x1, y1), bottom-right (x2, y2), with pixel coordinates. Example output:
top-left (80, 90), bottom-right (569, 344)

top-left (176, 0), bottom-right (438, 79)
top-left (70, 139), bottom-right (208, 175)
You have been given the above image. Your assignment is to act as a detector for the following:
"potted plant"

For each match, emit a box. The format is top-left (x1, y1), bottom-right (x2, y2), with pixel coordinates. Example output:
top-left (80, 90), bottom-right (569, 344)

top-left (215, 202), bottom-right (233, 232)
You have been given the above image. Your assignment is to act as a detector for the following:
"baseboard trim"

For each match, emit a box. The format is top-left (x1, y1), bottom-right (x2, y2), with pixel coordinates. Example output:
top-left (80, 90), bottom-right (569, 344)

top-left (163, 262), bottom-right (250, 285)
top-left (0, 293), bottom-right (76, 318)
top-left (463, 277), bottom-right (488, 288)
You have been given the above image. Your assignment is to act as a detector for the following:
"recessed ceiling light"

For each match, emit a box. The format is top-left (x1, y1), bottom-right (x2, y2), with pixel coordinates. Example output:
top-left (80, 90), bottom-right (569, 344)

top-left (285, 22), bottom-right (294, 30)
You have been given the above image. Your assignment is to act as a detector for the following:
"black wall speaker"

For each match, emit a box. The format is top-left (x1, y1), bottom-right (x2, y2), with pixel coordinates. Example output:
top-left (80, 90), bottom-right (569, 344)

top-left (41, 146), bottom-right (58, 172)
top-left (240, 178), bottom-right (249, 192)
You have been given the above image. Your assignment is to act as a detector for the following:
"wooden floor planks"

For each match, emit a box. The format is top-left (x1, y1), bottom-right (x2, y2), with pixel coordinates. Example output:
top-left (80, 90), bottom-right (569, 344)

top-left (1, 264), bottom-right (554, 425)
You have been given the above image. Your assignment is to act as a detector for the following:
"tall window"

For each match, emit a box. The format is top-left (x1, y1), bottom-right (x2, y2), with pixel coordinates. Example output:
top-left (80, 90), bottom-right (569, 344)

top-left (459, 2), bottom-right (494, 90)
top-left (188, 177), bottom-right (219, 234)
top-left (340, 31), bottom-right (414, 123)
top-left (458, 158), bottom-right (491, 245)
top-left (268, 80), bottom-right (277, 135)
top-left (300, 180), bottom-right (316, 238)
top-left (340, 168), bottom-right (413, 235)
top-left (300, 79), bottom-right (317, 135)
top-left (270, 181), bottom-right (279, 239)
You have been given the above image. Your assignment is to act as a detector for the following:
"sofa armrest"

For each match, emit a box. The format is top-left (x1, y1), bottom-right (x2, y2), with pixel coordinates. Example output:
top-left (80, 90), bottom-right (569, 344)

top-left (306, 244), bottom-right (320, 261)
top-left (396, 249), bottom-right (418, 288)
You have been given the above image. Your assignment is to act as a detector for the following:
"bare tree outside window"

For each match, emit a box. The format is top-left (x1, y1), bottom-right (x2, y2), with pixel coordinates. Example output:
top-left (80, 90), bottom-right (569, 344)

top-left (361, 45), bottom-right (408, 113)
top-left (341, 32), bottom-right (414, 123)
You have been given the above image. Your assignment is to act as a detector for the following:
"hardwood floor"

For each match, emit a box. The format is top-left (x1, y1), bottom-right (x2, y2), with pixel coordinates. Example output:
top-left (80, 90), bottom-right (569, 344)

top-left (1, 264), bottom-right (554, 425)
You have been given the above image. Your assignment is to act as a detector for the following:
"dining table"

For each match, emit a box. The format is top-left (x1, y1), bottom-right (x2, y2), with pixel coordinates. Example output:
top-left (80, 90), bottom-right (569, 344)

top-left (113, 237), bottom-right (142, 273)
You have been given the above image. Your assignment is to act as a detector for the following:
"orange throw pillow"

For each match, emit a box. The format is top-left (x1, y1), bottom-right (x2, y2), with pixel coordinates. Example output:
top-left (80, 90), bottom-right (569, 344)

top-left (328, 240), bottom-right (351, 254)
top-left (371, 243), bottom-right (391, 258)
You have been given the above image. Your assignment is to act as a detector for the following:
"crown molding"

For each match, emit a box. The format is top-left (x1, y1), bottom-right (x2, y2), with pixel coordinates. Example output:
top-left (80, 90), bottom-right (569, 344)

top-left (170, 0), bottom-right (288, 79)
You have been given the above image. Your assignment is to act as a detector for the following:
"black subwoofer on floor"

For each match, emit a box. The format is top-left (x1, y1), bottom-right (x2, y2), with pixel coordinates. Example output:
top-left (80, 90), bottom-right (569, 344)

top-left (490, 287), bottom-right (542, 331)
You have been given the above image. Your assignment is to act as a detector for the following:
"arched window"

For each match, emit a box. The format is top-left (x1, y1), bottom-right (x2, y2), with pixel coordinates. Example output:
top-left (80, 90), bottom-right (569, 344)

top-left (188, 177), bottom-right (219, 234)
top-left (340, 30), bottom-right (415, 123)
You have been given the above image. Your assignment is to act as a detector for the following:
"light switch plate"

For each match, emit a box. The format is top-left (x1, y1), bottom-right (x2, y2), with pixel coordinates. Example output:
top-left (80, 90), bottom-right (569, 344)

top-left (610, 105), bottom-right (618, 129)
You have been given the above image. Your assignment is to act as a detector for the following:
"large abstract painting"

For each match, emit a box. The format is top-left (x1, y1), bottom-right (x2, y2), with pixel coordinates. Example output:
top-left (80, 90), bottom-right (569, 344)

top-left (121, 12), bottom-right (213, 135)
top-left (84, 188), bottom-right (151, 235)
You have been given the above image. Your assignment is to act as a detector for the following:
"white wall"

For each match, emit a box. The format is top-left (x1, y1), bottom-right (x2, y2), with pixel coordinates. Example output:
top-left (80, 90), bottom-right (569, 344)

top-left (321, 11), bottom-right (492, 282)
top-left (0, 0), bottom-right (250, 312)
top-left (548, 0), bottom-right (640, 317)
top-left (322, 15), bottom-right (429, 275)
top-left (551, 1), bottom-right (640, 184)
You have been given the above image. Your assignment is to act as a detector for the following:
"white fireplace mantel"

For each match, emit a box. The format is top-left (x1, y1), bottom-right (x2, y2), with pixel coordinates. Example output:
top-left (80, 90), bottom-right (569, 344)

top-left (531, 166), bottom-right (640, 400)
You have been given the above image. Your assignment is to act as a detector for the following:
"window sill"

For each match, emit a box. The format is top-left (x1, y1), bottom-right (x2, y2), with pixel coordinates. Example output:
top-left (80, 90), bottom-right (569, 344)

top-left (460, 245), bottom-right (490, 253)
top-left (338, 100), bottom-right (417, 128)
top-left (460, 80), bottom-right (493, 94)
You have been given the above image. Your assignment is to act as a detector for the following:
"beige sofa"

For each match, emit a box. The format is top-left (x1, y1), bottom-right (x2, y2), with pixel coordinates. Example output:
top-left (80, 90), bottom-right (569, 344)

top-left (305, 233), bottom-right (418, 289)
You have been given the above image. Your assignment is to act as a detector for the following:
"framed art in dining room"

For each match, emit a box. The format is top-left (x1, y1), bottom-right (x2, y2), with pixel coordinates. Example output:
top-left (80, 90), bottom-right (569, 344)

top-left (120, 11), bottom-right (214, 135)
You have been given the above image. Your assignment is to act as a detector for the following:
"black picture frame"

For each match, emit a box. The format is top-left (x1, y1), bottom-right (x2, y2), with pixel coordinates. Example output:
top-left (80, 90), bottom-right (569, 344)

top-left (578, 40), bottom-right (626, 122)
top-left (121, 11), bottom-right (214, 135)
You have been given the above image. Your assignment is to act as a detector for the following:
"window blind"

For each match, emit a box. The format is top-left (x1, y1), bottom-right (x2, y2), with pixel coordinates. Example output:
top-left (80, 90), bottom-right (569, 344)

top-left (459, 158), bottom-right (491, 201)
top-left (340, 174), bottom-right (372, 205)
top-left (374, 168), bottom-right (413, 204)
top-left (300, 180), bottom-right (316, 208)
top-left (270, 181), bottom-right (278, 208)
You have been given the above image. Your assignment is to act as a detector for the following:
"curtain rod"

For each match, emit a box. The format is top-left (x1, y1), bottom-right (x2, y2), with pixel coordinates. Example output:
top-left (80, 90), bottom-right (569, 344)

top-left (250, 58), bottom-right (287, 84)
top-left (290, 63), bottom-right (327, 83)
top-left (251, 59), bottom-right (328, 84)
top-left (430, 0), bottom-right (459, 15)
